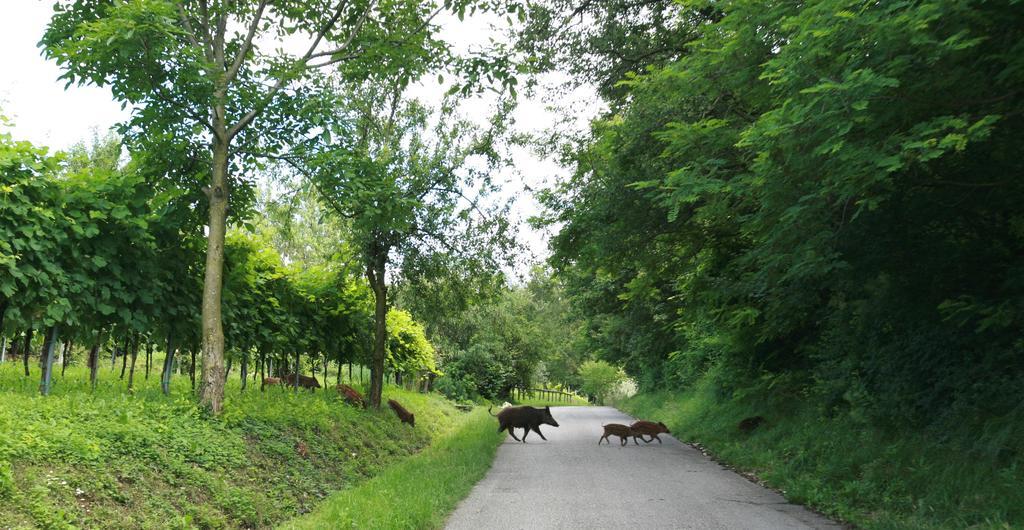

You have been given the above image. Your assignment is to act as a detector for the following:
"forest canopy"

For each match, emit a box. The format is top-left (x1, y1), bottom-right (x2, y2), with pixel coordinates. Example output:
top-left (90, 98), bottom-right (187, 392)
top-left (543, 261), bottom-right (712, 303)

top-left (535, 0), bottom-right (1024, 424)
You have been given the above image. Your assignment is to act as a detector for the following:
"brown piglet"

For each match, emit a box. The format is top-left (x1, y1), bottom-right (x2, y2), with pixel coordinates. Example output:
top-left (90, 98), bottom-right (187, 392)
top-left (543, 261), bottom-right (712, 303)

top-left (599, 423), bottom-right (637, 446)
top-left (280, 373), bottom-right (321, 390)
top-left (388, 399), bottom-right (415, 426)
top-left (335, 384), bottom-right (365, 408)
top-left (630, 420), bottom-right (671, 444)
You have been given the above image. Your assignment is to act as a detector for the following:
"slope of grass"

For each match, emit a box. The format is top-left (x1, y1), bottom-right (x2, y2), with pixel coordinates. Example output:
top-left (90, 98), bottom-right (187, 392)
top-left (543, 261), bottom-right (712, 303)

top-left (617, 369), bottom-right (1024, 529)
top-left (0, 361), bottom-right (469, 529)
top-left (281, 407), bottom-right (504, 530)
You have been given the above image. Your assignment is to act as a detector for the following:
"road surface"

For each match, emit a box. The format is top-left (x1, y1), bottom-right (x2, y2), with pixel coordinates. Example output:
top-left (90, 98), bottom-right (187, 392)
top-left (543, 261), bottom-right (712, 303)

top-left (446, 406), bottom-right (842, 530)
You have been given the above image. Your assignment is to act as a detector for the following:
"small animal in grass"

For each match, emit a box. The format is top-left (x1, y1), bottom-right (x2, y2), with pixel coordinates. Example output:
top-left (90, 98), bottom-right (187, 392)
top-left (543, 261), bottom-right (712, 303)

top-left (294, 441), bottom-right (309, 458)
top-left (388, 399), bottom-right (415, 426)
top-left (280, 373), bottom-right (321, 390)
top-left (630, 420), bottom-right (671, 444)
top-left (263, 376), bottom-right (282, 386)
top-left (335, 384), bottom-right (365, 408)
top-left (599, 423), bottom-right (638, 446)
top-left (738, 416), bottom-right (765, 433)
top-left (489, 405), bottom-right (560, 443)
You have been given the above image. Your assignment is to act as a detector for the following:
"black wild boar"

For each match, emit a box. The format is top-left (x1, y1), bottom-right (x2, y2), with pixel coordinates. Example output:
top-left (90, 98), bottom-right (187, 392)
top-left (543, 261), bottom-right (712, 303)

top-left (280, 373), bottom-right (321, 390)
top-left (630, 420), bottom-right (670, 444)
top-left (489, 405), bottom-right (560, 443)
top-left (599, 423), bottom-right (637, 446)
top-left (738, 416), bottom-right (765, 433)
top-left (388, 399), bottom-right (415, 426)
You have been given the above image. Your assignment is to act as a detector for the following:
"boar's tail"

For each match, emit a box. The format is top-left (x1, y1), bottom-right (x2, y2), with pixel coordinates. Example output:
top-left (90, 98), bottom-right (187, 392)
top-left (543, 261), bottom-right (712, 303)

top-left (488, 406), bottom-right (497, 417)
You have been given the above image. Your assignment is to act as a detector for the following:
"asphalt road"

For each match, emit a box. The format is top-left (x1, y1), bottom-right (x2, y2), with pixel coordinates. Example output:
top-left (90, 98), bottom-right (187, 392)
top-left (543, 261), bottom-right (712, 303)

top-left (445, 406), bottom-right (842, 530)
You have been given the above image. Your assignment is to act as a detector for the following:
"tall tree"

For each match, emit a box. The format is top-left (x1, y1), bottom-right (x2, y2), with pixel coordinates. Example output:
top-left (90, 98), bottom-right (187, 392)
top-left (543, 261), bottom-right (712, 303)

top-left (42, 0), bottom-right (453, 413)
top-left (283, 80), bottom-right (515, 406)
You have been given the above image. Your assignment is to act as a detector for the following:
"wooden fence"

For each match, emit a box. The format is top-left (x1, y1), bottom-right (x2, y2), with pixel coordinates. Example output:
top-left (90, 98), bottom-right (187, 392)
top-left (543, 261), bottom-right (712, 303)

top-left (512, 387), bottom-right (583, 403)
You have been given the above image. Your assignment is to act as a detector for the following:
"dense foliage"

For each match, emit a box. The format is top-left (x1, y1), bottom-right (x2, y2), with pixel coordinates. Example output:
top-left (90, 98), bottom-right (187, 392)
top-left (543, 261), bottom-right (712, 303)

top-left (538, 0), bottom-right (1024, 426)
top-left (0, 130), bottom-right (437, 393)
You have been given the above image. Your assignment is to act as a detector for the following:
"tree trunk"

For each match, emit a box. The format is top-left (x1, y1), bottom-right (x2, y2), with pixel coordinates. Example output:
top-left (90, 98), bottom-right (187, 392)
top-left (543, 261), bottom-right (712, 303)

top-left (127, 334), bottom-right (139, 390)
top-left (23, 327), bottom-right (33, 377)
top-left (1, 336), bottom-right (7, 363)
top-left (120, 338), bottom-right (129, 379)
top-left (225, 356), bottom-right (233, 381)
top-left (367, 253), bottom-right (388, 408)
top-left (259, 349), bottom-right (265, 391)
top-left (198, 126), bottom-right (230, 414)
top-left (190, 347), bottom-right (197, 390)
top-left (145, 341), bottom-right (152, 380)
top-left (39, 326), bottom-right (59, 396)
top-left (61, 339), bottom-right (71, 377)
top-left (89, 339), bottom-right (101, 390)
top-left (161, 336), bottom-right (175, 396)
top-left (10, 334), bottom-right (20, 366)
top-left (240, 352), bottom-right (248, 391)
top-left (293, 351), bottom-right (300, 394)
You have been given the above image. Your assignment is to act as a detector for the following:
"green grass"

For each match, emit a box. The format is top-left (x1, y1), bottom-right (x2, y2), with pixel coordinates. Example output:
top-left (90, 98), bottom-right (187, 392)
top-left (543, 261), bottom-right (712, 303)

top-left (280, 407), bottom-right (504, 530)
top-left (0, 360), bottom-right (475, 529)
top-left (616, 369), bottom-right (1024, 530)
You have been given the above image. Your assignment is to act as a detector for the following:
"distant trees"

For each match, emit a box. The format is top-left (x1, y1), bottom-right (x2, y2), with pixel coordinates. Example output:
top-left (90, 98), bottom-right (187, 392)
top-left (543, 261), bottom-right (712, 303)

top-left (579, 360), bottom-right (624, 405)
top-left (417, 267), bottom-right (586, 402)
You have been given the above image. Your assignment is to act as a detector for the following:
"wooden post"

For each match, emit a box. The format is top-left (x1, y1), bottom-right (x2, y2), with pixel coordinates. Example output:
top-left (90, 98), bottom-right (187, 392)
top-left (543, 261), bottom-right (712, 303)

top-left (39, 326), bottom-right (59, 396)
top-left (161, 336), bottom-right (175, 396)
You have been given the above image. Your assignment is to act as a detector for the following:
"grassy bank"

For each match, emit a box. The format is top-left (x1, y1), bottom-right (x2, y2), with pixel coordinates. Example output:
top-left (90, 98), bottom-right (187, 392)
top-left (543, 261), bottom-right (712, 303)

top-left (617, 370), bottom-right (1024, 529)
top-left (281, 407), bottom-right (503, 529)
top-left (0, 362), bottom-right (468, 529)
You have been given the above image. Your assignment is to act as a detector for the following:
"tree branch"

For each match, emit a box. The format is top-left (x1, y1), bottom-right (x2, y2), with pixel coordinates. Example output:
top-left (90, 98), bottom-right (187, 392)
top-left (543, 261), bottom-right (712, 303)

top-left (240, 149), bottom-right (359, 220)
top-left (225, 0), bottom-right (269, 84)
top-left (176, 3), bottom-right (212, 62)
top-left (196, 0), bottom-right (216, 61)
top-left (227, 0), bottom-right (354, 139)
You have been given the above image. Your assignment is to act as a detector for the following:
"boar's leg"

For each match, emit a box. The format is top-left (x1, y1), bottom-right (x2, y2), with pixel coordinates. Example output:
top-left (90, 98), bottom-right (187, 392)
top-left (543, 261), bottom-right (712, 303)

top-left (505, 425), bottom-right (521, 442)
top-left (532, 425), bottom-right (547, 441)
top-left (653, 434), bottom-right (662, 444)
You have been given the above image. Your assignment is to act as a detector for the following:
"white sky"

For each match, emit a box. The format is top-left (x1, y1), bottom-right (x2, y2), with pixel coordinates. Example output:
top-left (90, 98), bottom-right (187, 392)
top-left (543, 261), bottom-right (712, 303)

top-left (0, 1), bottom-right (602, 274)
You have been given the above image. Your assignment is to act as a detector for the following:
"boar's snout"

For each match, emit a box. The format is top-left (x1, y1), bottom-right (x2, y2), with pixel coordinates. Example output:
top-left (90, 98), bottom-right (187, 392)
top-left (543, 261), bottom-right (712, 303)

top-left (543, 406), bottom-right (560, 427)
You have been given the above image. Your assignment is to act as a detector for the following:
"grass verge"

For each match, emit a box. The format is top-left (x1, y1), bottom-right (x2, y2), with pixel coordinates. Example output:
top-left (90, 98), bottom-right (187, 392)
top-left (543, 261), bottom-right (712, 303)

top-left (0, 362), bottom-right (466, 529)
top-left (616, 369), bottom-right (1024, 529)
top-left (279, 407), bottom-right (503, 530)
